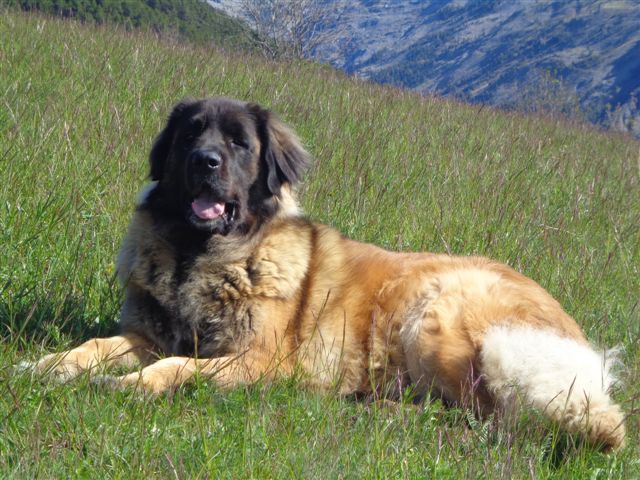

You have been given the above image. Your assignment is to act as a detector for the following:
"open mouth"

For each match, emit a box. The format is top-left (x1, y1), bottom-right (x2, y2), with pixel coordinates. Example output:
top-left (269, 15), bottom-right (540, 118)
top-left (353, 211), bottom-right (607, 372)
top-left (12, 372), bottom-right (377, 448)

top-left (190, 190), bottom-right (237, 226)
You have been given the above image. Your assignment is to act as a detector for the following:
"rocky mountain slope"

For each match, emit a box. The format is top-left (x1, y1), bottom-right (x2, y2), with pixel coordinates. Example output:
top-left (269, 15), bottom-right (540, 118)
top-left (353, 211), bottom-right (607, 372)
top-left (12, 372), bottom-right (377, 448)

top-left (212, 0), bottom-right (640, 136)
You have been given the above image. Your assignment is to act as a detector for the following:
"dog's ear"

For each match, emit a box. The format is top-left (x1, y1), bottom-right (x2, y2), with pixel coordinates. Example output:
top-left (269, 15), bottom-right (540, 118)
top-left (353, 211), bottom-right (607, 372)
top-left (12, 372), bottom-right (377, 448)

top-left (149, 98), bottom-right (195, 181)
top-left (249, 104), bottom-right (311, 194)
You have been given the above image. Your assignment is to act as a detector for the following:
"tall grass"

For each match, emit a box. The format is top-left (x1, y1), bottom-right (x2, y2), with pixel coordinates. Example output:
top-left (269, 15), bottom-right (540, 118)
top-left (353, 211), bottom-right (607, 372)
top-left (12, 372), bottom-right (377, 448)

top-left (1, 10), bottom-right (639, 478)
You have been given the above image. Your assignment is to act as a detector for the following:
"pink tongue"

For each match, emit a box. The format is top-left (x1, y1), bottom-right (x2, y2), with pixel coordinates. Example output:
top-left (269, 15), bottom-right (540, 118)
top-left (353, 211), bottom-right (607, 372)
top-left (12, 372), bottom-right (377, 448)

top-left (191, 197), bottom-right (225, 220)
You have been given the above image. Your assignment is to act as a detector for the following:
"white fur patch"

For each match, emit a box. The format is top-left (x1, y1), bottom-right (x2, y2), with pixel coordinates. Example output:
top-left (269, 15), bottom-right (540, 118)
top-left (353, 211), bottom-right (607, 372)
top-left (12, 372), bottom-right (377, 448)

top-left (276, 185), bottom-right (302, 218)
top-left (136, 181), bottom-right (158, 206)
top-left (480, 326), bottom-right (619, 413)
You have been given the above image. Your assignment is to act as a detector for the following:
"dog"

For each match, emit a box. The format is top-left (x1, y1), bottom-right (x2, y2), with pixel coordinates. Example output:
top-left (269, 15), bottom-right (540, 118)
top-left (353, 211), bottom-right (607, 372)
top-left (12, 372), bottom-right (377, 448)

top-left (23, 97), bottom-right (625, 451)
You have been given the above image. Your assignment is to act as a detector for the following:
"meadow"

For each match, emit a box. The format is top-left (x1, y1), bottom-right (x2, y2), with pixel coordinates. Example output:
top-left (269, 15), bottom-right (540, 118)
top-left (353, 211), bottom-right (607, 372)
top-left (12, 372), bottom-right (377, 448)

top-left (1, 10), bottom-right (639, 478)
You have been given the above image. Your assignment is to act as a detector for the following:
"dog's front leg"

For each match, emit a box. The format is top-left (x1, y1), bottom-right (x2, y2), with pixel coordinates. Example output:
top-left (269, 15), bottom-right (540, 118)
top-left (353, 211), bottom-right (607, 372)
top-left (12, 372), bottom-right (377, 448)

top-left (18, 333), bottom-right (156, 381)
top-left (96, 349), bottom-right (289, 394)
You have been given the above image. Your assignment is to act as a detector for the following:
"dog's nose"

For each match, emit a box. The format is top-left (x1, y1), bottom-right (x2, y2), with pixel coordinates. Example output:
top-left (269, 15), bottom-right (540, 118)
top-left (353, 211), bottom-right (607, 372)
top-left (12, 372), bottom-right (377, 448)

top-left (193, 150), bottom-right (222, 171)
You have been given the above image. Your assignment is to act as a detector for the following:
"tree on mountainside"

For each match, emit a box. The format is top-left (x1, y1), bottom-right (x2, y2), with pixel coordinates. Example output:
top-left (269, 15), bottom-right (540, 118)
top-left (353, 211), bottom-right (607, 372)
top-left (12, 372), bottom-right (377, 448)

top-left (238, 0), bottom-right (348, 60)
top-left (508, 69), bottom-right (592, 124)
top-left (606, 94), bottom-right (640, 137)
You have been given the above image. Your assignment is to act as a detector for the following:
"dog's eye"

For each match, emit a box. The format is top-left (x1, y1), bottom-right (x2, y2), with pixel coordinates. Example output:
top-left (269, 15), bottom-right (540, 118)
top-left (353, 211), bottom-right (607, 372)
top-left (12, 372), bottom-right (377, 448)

top-left (187, 119), bottom-right (206, 138)
top-left (231, 138), bottom-right (249, 149)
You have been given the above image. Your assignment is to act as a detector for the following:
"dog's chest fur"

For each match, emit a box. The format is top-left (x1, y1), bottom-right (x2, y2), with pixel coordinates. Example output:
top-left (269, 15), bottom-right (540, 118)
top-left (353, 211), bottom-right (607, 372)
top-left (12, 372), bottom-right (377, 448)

top-left (138, 248), bottom-right (254, 356)
top-left (118, 212), bottom-right (311, 357)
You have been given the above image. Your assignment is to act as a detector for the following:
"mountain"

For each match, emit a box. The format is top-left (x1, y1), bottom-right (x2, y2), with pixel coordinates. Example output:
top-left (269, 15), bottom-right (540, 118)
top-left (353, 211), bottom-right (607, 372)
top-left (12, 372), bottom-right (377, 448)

top-left (212, 0), bottom-right (640, 137)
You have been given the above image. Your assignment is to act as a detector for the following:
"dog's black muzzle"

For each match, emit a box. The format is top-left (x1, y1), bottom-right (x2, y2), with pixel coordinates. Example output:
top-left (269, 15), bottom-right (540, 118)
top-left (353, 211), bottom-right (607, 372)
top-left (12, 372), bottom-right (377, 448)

top-left (190, 149), bottom-right (222, 174)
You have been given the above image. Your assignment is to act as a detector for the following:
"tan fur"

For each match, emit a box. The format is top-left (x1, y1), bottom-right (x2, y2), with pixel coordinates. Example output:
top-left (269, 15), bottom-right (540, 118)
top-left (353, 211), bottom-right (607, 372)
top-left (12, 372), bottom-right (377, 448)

top-left (24, 98), bottom-right (625, 451)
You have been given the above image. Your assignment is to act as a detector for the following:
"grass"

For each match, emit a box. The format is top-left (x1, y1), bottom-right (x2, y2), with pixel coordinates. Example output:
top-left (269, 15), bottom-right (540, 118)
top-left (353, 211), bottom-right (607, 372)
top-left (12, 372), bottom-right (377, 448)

top-left (1, 9), bottom-right (639, 478)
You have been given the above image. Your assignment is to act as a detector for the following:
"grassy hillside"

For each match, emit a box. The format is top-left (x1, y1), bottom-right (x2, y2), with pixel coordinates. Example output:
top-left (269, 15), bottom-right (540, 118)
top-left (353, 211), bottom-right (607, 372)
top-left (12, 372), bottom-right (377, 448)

top-left (1, 0), bottom-right (258, 50)
top-left (1, 9), bottom-right (639, 478)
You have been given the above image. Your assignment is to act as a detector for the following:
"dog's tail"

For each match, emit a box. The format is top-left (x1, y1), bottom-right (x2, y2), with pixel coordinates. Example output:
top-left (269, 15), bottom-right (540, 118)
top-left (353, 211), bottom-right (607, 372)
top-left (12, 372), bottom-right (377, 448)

top-left (480, 325), bottom-right (625, 451)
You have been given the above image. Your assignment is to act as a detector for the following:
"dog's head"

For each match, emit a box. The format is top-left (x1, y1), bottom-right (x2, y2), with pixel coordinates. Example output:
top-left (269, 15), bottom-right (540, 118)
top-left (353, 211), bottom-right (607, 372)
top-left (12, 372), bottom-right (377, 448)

top-left (145, 97), bottom-right (310, 235)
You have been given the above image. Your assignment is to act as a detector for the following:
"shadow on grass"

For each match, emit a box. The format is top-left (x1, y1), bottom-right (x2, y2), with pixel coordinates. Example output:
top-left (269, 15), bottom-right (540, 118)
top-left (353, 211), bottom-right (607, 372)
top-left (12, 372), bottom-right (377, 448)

top-left (0, 292), bottom-right (119, 348)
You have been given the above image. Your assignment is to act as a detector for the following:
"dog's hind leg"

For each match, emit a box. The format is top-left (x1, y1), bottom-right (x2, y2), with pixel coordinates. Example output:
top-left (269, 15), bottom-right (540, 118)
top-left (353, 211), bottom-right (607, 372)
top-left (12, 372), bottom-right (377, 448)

top-left (479, 325), bottom-right (626, 451)
top-left (17, 333), bottom-right (156, 382)
top-left (399, 304), bottom-right (495, 415)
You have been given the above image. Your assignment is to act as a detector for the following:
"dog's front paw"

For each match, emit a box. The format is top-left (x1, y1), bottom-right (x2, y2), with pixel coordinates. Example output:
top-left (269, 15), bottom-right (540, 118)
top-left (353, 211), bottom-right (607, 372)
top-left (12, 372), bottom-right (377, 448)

top-left (91, 372), bottom-right (171, 395)
top-left (14, 353), bottom-right (83, 382)
top-left (13, 360), bottom-right (37, 374)
top-left (91, 374), bottom-right (127, 391)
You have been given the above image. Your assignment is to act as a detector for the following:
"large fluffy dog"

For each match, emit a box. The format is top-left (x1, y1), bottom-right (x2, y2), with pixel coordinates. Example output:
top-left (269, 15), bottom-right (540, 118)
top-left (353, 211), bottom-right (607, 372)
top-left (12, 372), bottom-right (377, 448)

top-left (26, 97), bottom-right (625, 450)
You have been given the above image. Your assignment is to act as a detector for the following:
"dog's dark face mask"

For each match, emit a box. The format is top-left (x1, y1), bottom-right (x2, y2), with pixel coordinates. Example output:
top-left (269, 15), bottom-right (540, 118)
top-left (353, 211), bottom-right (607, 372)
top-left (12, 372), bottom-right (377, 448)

top-left (145, 97), bottom-right (310, 237)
